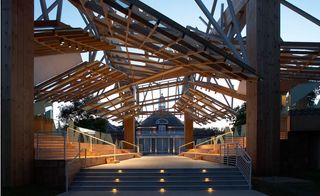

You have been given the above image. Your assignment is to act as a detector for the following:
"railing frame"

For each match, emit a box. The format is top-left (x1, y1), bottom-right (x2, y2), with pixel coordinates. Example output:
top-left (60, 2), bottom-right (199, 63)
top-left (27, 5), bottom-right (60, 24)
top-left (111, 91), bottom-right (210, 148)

top-left (235, 143), bottom-right (252, 190)
top-left (65, 148), bottom-right (87, 192)
top-left (219, 142), bottom-right (252, 190)
top-left (119, 140), bottom-right (140, 153)
top-left (178, 141), bottom-right (195, 154)
top-left (66, 127), bottom-right (117, 161)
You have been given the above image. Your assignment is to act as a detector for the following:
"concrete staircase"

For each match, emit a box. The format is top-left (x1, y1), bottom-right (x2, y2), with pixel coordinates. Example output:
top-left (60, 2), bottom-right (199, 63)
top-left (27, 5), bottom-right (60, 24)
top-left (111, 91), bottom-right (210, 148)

top-left (69, 168), bottom-right (250, 191)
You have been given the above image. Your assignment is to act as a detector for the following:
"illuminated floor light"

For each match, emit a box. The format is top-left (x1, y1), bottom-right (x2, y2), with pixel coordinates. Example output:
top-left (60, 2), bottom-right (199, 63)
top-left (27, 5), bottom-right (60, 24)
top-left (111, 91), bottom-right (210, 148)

top-left (160, 178), bottom-right (165, 182)
top-left (160, 169), bottom-right (165, 173)
top-left (202, 169), bottom-right (207, 173)
top-left (111, 188), bottom-right (118, 193)
top-left (118, 170), bottom-right (123, 173)
top-left (208, 188), bottom-right (214, 193)
top-left (115, 178), bottom-right (120, 182)
top-left (204, 178), bottom-right (210, 182)
top-left (159, 188), bottom-right (166, 193)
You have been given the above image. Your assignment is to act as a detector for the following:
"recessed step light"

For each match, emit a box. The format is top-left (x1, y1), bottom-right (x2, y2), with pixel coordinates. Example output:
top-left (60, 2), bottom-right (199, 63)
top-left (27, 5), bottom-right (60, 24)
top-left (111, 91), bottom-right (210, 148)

top-left (160, 169), bottom-right (165, 173)
top-left (160, 178), bottom-right (165, 182)
top-left (115, 178), bottom-right (120, 182)
top-left (208, 188), bottom-right (214, 192)
top-left (159, 188), bottom-right (166, 193)
top-left (118, 170), bottom-right (123, 173)
top-left (202, 169), bottom-right (207, 173)
top-left (204, 178), bottom-right (210, 182)
top-left (111, 188), bottom-right (118, 193)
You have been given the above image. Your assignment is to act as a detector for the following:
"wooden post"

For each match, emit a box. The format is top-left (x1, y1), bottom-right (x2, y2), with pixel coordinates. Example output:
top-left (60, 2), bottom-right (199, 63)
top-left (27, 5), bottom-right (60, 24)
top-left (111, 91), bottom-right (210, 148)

top-left (123, 116), bottom-right (135, 149)
top-left (1, 0), bottom-right (34, 186)
top-left (246, 0), bottom-right (280, 176)
top-left (184, 113), bottom-right (194, 149)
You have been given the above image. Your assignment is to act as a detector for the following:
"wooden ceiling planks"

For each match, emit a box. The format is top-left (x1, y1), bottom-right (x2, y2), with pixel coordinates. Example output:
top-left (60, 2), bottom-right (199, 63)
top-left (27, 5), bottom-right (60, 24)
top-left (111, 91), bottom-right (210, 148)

top-left (34, 61), bottom-right (128, 102)
top-left (34, 23), bottom-right (115, 56)
top-left (280, 41), bottom-right (320, 80)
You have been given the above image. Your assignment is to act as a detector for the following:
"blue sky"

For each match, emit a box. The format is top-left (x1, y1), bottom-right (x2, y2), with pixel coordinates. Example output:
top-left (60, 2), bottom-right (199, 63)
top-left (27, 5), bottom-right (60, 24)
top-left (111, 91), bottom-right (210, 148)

top-left (35, 0), bottom-right (320, 41)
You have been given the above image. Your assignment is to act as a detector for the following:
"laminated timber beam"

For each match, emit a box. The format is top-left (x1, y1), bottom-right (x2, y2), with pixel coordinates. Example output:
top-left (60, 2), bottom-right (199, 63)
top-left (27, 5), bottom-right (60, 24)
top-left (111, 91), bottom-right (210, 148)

top-left (71, 0), bottom-right (258, 80)
top-left (34, 27), bottom-right (115, 56)
top-left (190, 81), bottom-right (246, 100)
top-left (34, 61), bottom-right (128, 102)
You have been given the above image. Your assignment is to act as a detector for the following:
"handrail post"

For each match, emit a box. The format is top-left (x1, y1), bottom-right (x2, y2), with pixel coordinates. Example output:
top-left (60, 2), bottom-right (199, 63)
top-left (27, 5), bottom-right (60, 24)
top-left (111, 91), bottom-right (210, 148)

top-left (113, 145), bottom-right (116, 162)
top-left (64, 130), bottom-right (68, 192)
top-left (89, 137), bottom-right (92, 152)
top-left (78, 134), bottom-right (81, 159)
top-left (85, 149), bottom-right (87, 168)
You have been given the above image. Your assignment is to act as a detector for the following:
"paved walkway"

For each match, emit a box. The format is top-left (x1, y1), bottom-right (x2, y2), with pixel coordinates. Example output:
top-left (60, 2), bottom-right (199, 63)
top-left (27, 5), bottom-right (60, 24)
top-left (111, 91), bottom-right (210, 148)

top-left (88, 155), bottom-right (231, 169)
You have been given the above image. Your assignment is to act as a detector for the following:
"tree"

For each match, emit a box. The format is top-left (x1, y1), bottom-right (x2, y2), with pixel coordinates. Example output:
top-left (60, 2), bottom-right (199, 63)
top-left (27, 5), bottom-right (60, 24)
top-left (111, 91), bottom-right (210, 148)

top-left (58, 96), bottom-right (93, 124)
top-left (306, 86), bottom-right (320, 108)
top-left (232, 103), bottom-right (246, 127)
top-left (58, 96), bottom-right (108, 132)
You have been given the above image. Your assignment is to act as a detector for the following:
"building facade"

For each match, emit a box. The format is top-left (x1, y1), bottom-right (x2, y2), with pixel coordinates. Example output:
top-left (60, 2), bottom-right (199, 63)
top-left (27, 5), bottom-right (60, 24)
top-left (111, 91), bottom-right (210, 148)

top-left (136, 95), bottom-right (184, 154)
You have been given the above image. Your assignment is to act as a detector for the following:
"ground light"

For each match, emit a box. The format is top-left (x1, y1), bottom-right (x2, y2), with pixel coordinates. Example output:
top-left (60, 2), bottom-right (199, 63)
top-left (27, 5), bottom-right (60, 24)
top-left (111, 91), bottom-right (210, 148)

top-left (111, 188), bottom-right (118, 193)
top-left (159, 188), bottom-right (166, 193)
top-left (208, 188), bottom-right (214, 193)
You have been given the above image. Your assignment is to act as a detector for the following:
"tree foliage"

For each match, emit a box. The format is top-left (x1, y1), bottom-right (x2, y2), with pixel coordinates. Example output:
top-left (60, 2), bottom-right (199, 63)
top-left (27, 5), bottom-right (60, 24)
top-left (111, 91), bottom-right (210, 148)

top-left (58, 96), bottom-right (108, 132)
top-left (232, 103), bottom-right (246, 127)
top-left (306, 86), bottom-right (320, 108)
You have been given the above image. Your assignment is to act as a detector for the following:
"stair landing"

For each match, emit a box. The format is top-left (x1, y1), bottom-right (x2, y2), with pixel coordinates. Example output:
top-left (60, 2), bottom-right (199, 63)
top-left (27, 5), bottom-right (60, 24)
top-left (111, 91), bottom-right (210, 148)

top-left (88, 155), bottom-right (232, 169)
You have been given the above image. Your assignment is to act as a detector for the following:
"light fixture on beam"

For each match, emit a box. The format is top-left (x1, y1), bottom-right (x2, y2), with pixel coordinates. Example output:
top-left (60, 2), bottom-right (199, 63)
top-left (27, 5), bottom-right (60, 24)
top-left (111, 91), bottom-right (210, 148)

top-left (60, 39), bottom-right (65, 46)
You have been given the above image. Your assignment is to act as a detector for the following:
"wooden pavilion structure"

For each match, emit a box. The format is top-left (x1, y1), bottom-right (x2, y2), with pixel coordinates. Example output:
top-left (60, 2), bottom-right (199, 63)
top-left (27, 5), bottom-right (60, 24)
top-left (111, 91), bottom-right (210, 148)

top-left (2, 0), bottom-right (319, 186)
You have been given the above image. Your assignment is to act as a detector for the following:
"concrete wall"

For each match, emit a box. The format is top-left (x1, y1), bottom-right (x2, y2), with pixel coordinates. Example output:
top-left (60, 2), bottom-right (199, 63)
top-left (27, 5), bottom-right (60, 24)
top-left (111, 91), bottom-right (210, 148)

top-left (34, 159), bottom-right (81, 191)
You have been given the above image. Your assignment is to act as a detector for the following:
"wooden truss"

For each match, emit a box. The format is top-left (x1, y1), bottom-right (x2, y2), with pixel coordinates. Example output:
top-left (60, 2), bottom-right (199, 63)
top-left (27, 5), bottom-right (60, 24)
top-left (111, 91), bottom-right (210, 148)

top-left (33, 0), bottom-right (319, 123)
top-left (34, 21), bottom-right (115, 56)
top-left (34, 61), bottom-right (128, 102)
top-left (173, 88), bottom-right (236, 125)
top-left (280, 42), bottom-right (320, 80)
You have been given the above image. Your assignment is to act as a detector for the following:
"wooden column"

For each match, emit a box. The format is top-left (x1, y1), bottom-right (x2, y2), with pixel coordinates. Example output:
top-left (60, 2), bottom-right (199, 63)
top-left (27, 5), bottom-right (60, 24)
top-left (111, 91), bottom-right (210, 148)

top-left (1, 0), bottom-right (34, 186)
top-left (123, 116), bottom-right (135, 149)
top-left (246, 0), bottom-right (280, 176)
top-left (184, 113), bottom-right (194, 149)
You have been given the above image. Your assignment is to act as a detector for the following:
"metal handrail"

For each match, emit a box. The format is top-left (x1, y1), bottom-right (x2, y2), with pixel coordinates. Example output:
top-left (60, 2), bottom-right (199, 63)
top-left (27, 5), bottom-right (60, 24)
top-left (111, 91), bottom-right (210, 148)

top-left (120, 140), bottom-right (140, 153)
top-left (67, 127), bottom-right (117, 162)
top-left (66, 148), bottom-right (87, 192)
top-left (194, 136), bottom-right (216, 148)
top-left (178, 141), bottom-right (195, 154)
top-left (214, 131), bottom-right (234, 144)
top-left (235, 143), bottom-right (252, 189)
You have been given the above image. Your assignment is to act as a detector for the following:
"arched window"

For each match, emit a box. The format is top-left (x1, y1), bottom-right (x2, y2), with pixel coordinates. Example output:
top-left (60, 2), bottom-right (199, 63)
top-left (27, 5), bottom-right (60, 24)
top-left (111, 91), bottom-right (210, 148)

top-left (156, 118), bottom-right (168, 125)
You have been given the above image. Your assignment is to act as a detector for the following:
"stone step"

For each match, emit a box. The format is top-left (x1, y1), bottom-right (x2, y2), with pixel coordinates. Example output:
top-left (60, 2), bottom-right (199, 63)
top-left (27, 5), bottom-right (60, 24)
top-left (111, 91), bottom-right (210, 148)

top-left (70, 184), bottom-right (249, 191)
top-left (71, 180), bottom-right (248, 186)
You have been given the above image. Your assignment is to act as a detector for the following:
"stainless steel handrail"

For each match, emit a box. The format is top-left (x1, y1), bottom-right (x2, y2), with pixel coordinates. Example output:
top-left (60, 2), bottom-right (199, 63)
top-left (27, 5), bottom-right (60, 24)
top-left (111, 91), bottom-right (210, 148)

top-left (178, 141), bottom-right (195, 154)
top-left (119, 140), bottom-right (140, 153)
top-left (65, 148), bottom-right (87, 192)
top-left (67, 127), bottom-right (117, 162)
